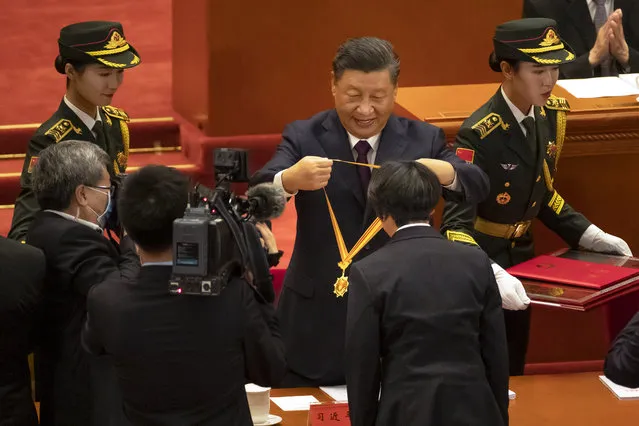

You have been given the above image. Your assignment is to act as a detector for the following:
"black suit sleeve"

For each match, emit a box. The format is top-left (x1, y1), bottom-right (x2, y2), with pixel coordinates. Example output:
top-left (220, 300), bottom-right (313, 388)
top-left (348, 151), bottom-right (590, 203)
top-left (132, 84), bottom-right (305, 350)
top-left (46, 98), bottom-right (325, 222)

top-left (604, 311), bottom-right (639, 388)
top-left (250, 124), bottom-right (303, 186)
top-left (431, 128), bottom-right (490, 205)
top-left (82, 284), bottom-right (108, 356)
top-left (345, 264), bottom-right (380, 426)
top-left (8, 134), bottom-right (56, 242)
top-left (441, 127), bottom-right (483, 248)
top-left (58, 228), bottom-right (140, 296)
top-left (625, 45), bottom-right (639, 74)
top-left (0, 239), bottom-right (46, 356)
top-left (479, 258), bottom-right (509, 425)
top-left (537, 189), bottom-right (591, 247)
top-left (561, 54), bottom-right (597, 79)
top-left (241, 280), bottom-right (287, 387)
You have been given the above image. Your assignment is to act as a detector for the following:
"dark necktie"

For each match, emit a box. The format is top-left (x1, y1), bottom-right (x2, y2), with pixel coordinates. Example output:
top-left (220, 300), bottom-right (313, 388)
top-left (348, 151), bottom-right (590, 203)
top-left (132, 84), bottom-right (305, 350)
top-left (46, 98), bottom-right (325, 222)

top-left (594, 0), bottom-right (612, 76)
top-left (354, 140), bottom-right (372, 195)
top-left (522, 117), bottom-right (538, 159)
top-left (92, 120), bottom-right (107, 151)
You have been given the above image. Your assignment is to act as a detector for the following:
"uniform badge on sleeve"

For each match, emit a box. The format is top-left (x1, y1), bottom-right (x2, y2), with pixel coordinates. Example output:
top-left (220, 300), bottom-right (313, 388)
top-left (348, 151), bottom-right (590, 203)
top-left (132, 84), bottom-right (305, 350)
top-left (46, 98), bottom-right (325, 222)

top-left (455, 148), bottom-right (475, 163)
top-left (471, 112), bottom-right (510, 140)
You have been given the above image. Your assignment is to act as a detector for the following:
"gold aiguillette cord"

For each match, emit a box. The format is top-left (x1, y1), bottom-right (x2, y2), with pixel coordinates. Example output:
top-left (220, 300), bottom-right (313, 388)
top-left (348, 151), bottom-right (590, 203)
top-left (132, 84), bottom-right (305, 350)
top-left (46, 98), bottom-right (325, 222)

top-left (324, 158), bottom-right (383, 297)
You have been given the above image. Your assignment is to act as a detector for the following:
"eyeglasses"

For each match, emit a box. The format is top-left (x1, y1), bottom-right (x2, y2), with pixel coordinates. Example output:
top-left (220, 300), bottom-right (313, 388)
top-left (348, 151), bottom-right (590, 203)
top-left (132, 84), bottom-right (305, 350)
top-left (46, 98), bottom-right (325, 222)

top-left (86, 184), bottom-right (114, 193)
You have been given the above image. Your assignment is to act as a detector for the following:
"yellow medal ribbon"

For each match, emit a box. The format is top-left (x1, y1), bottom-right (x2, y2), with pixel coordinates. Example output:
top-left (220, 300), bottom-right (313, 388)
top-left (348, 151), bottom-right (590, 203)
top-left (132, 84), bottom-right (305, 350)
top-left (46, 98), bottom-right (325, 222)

top-left (331, 159), bottom-right (381, 169)
top-left (324, 159), bottom-right (384, 297)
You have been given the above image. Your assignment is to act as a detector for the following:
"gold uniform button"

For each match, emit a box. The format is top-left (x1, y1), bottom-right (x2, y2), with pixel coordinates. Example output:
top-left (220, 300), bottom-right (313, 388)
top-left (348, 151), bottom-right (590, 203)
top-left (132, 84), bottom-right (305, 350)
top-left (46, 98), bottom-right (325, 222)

top-left (504, 182), bottom-right (511, 188)
top-left (532, 201), bottom-right (537, 207)
top-left (536, 175), bottom-right (541, 182)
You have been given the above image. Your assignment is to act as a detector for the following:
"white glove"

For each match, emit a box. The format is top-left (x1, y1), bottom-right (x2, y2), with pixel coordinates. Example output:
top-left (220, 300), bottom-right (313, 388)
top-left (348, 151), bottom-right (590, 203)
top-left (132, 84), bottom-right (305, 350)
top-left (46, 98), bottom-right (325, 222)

top-left (491, 263), bottom-right (531, 311)
top-left (579, 224), bottom-right (632, 257)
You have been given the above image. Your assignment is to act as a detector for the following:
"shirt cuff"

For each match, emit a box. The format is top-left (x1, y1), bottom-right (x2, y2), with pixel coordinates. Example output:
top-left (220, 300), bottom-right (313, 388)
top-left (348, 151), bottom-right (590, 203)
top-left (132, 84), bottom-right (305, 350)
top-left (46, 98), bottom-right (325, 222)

top-left (443, 171), bottom-right (460, 191)
top-left (273, 170), bottom-right (297, 197)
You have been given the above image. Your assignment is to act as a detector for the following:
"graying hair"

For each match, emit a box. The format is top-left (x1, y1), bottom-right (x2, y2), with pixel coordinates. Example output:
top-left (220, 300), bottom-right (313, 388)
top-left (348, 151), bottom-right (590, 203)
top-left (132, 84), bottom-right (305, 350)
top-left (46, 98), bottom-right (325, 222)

top-left (32, 140), bottom-right (111, 211)
top-left (332, 37), bottom-right (401, 85)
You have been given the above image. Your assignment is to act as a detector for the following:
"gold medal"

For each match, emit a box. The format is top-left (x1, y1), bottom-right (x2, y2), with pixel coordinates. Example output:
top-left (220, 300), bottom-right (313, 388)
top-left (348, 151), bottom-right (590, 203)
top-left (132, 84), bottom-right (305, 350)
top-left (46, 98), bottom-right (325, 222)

top-left (333, 275), bottom-right (349, 297)
top-left (323, 175), bottom-right (383, 297)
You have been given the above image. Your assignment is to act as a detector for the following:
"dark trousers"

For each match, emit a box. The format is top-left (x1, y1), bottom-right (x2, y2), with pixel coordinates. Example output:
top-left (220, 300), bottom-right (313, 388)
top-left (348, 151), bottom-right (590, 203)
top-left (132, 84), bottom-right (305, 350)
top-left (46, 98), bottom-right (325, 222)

top-left (503, 306), bottom-right (532, 376)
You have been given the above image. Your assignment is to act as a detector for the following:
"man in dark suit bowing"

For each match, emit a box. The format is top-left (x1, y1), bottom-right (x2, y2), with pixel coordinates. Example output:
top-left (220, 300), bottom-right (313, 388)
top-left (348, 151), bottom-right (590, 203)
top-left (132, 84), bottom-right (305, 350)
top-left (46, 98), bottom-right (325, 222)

top-left (251, 36), bottom-right (490, 387)
top-left (346, 161), bottom-right (508, 426)
top-left (26, 140), bottom-right (139, 426)
top-left (523, 0), bottom-right (639, 77)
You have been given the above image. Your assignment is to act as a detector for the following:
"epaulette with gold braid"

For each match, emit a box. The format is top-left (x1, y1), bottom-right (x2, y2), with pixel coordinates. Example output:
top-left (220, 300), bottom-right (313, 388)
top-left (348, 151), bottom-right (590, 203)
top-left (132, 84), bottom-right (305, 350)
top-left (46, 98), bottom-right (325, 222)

top-left (101, 105), bottom-right (130, 122)
top-left (545, 95), bottom-right (570, 111)
top-left (470, 112), bottom-right (511, 140)
top-left (44, 119), bottom-right (83, 143)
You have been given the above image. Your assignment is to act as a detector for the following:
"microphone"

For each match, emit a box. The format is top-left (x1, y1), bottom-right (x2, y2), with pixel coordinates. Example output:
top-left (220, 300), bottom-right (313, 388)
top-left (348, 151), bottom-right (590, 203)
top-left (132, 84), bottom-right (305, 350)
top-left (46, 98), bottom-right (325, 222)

top-left (246, 183), bottom-right (287, 221)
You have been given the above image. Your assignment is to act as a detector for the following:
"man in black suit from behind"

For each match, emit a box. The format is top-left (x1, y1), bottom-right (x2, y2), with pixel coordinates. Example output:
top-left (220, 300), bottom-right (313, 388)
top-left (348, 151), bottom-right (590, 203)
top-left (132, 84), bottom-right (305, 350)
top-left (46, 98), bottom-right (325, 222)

top-left (0, 237), bottom-right (45, 426)
top-left (26, 140), bottom-right (139, 426)
top-left (82, 165), bottom-right (287, 426)
top-left (604, 311), bottom-right (639, 388)
top-left (251, 36), bottom-right (490, 387)
top-left (346, 161), bottom-right (509, 426)
top-left (523, 0), bottom-right (639, 77)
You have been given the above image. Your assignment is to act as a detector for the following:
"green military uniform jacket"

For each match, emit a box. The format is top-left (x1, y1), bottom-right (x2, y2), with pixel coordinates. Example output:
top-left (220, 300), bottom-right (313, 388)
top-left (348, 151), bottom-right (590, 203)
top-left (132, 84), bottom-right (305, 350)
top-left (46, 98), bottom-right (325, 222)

top-left (8, 100), bottom-right (130, 242)
top-left (441, 88), bottom-right (591, 268)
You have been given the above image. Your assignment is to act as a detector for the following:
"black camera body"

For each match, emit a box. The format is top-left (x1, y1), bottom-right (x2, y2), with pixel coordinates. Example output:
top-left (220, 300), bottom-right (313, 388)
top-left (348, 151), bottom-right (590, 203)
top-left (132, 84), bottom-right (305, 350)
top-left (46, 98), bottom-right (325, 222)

top-left (169, 148), bottom-right (279, 299)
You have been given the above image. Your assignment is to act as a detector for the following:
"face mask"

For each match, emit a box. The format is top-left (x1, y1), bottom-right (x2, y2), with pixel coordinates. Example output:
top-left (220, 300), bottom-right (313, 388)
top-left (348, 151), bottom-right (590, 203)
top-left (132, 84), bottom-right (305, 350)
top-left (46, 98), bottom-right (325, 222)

top-left (86, 186), bottom-right (111, 228)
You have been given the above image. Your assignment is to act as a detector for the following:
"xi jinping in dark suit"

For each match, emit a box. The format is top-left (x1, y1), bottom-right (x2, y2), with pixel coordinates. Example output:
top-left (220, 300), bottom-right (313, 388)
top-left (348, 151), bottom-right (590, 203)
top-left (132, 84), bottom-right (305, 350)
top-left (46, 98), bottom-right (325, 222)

top-left (346, 161), bottom-right (509, 426)
top-left (251, 37), bottom-right (490, 387)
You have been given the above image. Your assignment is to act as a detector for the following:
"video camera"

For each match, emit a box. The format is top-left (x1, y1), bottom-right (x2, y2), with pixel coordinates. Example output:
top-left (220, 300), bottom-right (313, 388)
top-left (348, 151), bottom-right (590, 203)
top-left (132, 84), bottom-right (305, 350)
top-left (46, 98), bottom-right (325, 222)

top-left (169, 148), bottom-right (286, 299)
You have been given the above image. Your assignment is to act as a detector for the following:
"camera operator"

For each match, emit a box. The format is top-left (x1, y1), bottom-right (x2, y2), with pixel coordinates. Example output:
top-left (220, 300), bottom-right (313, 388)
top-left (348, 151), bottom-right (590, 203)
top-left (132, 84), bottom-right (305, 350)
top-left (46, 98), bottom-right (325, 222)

top-left (82, 165), bottom-right (287, 426)
top-left (26, 140), bottom-right (139, 425)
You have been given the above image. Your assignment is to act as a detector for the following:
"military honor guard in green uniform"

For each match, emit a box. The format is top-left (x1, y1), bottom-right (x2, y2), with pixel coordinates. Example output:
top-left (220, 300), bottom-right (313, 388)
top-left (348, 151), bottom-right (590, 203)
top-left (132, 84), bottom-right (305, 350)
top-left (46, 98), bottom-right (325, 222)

top-left (9, 21), bottom-right (141, 242)
top-left (442, 18), bottom-right (632, 375)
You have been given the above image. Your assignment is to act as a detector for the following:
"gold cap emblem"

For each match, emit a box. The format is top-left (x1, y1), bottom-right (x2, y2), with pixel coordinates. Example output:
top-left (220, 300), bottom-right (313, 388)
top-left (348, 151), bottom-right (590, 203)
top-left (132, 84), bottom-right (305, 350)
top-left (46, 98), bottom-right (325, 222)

top-left (105, 31), bottom-right (127, 49)
top-left (540, 29), bottom-right (560, 47)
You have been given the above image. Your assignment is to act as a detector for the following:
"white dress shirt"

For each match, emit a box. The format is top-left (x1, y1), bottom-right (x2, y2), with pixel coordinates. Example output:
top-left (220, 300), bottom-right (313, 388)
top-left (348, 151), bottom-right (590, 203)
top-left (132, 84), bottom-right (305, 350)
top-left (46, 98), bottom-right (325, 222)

top-left (587, 0), bottom-right (614, 22)
top-left (44, 209), bottom-right (102, 232)
top-left (501, 87), bottom-right (535, 136)
top-left (63, 96), bottom-right (102, 138)
top-left (346, 132), bottom-right (381, 164)
top-left (396, 222), bottom-right (431, 232)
